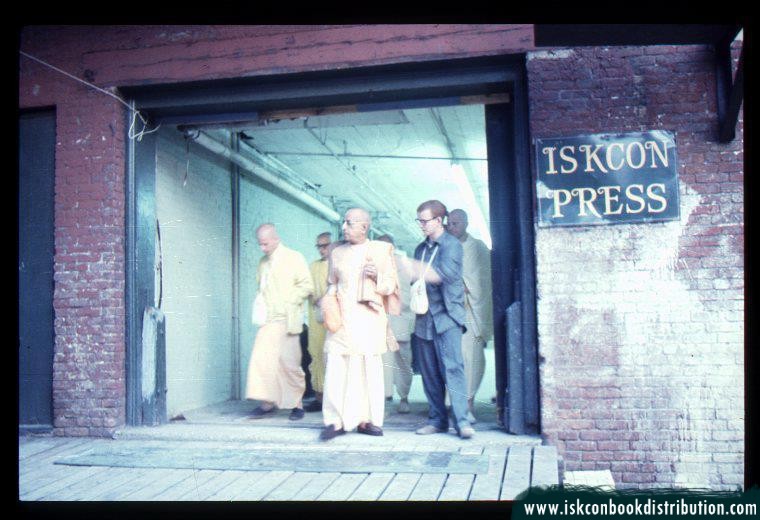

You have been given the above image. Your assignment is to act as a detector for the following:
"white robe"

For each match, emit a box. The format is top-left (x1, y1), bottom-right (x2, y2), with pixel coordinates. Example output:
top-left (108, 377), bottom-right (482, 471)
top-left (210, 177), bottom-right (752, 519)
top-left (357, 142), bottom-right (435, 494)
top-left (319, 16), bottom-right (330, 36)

top-left (383, 252), bottom-right (415, 399)
top-left (461, 234), bottom-right (493, 341)
top-left (245, 244), bottom-right (314, 408)
top-left (461, 234), bottom-right (493, 401)
top-left (322, 240), bottom-right (399, 430)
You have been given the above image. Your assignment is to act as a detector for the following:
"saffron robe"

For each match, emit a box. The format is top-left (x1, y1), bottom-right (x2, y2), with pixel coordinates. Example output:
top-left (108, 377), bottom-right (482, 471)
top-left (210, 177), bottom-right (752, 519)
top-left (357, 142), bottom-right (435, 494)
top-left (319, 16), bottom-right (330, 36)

top-left (245, 243), bottom-right (313, 408)
top-left (322, 240), bottom-right (399, 429)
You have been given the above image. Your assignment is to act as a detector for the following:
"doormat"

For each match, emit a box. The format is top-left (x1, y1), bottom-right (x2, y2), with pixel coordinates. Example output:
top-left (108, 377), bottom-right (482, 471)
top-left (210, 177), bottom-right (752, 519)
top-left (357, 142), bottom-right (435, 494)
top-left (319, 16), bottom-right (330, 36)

top-left (55, 445), bottom-right (489, 474)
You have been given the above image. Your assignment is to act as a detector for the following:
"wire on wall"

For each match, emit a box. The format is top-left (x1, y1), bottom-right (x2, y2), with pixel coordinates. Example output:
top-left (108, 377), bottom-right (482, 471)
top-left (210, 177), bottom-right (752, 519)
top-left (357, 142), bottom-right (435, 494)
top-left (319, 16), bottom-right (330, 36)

top-left (19, 50), bottom-right (160, 141)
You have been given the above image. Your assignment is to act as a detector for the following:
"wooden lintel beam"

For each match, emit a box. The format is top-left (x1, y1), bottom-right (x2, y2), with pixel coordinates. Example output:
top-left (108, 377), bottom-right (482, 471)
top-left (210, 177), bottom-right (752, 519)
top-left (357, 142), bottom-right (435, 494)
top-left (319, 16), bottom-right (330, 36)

top-left (258, 94), bottom-right (511, 122)
top-left (259, 105), bottom-right (359, 122)
top-left (460, 93), bottom-right (511, 105)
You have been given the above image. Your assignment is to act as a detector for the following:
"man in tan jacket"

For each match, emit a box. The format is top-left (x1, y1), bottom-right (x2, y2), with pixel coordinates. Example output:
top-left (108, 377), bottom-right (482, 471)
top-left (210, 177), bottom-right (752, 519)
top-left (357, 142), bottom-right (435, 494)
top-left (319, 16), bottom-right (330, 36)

top-left (246, 223), bottom-right (314, 421)
top-left (447, 209), bottom-right (493, 423)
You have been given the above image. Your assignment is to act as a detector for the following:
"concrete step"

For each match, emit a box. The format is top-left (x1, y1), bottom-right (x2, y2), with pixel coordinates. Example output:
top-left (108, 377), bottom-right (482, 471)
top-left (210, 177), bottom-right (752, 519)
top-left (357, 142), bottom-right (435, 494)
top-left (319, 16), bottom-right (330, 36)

top-left (113, 421), bottom-right (542, 450)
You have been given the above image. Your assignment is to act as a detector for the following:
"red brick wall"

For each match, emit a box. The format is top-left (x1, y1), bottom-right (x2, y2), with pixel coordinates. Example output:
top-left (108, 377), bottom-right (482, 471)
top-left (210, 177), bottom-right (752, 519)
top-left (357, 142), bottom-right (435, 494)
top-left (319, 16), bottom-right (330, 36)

top-left (20, 40), bottom-right (128, 437)
top-left (18, 25), bottom-right (532, 437)
top-left (22, 25), bottom-right (534, 87)
top-left (51, 94), bottom-right (127, 437)
top-left (19, 29), bottom-right (744, 491)
top-left (528, 45), bottom-right (744, 489)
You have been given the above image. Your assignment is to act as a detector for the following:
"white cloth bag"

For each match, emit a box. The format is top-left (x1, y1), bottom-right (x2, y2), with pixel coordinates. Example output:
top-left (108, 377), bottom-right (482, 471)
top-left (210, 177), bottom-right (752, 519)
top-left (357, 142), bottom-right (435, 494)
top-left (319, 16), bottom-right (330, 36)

top-left (251, 270), bottom-right (269, 326)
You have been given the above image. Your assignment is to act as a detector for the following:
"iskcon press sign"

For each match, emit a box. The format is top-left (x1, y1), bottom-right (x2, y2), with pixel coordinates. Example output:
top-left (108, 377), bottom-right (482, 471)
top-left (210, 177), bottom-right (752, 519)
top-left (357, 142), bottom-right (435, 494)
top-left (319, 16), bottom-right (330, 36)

top-left (535, 131), bottom-right (680, 226)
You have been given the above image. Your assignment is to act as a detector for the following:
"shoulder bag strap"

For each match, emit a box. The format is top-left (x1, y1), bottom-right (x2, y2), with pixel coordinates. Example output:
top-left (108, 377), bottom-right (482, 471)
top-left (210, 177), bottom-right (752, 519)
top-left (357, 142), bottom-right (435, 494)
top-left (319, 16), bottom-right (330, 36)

top-left (420, 243), bottom-right (439, 279)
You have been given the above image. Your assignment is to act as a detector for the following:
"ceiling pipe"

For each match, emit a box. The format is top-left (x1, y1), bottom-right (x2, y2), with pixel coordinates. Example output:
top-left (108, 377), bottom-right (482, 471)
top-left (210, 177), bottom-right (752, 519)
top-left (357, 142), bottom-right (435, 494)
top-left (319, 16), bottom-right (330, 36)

top-left (305, 128), bottom-right (422, 241)
top-left (183, 128), bottom-right (395, 238)
top-left (183, 128), bottom-right (342, 224)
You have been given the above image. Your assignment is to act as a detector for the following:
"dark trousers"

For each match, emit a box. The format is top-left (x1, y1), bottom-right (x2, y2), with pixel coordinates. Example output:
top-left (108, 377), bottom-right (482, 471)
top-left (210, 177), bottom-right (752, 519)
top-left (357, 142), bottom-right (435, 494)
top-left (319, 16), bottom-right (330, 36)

top-left (416, 326), bottom-right (470, 432)
top-left (300, 325), bottom-right (315, 399)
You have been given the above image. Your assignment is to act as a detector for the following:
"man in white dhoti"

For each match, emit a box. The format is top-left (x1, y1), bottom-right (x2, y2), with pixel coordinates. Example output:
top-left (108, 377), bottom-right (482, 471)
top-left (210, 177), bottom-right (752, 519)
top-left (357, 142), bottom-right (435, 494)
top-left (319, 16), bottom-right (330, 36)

top-left (319, 208), bottom-right (400, 440)
top-left (377, 234), bottom-right (415, 414)
top-left (447, 209), bottom-right (493, 423)
top-left (246, 223), bottom-right (314, 421)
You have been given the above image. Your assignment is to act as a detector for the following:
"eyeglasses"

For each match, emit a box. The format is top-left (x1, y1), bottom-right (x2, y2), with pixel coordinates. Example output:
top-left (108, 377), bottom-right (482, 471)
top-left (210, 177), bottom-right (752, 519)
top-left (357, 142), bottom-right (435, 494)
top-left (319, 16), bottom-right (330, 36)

top-left (415, 216), bottom-right (439, 225)
top-left (342, 220), bottom-right (367, 227)
top-left (316, 243), bottom-right (330, 249)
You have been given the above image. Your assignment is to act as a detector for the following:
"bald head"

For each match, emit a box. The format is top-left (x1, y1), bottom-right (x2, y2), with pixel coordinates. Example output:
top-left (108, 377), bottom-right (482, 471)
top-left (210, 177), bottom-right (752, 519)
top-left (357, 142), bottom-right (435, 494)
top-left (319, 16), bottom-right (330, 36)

top-left (447, 209), bottom-right (469, 240)
top-left (347, 207), bottom-right (371, 225)
top-left (256, 223), bottom-right (280, 256)
top-left (342, 207), bottom-right (371, 244)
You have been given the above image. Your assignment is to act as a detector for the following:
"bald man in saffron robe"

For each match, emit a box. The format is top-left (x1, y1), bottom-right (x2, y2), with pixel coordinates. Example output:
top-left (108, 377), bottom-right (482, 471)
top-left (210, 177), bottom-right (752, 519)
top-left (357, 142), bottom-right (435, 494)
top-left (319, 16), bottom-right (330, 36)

top-left (447, 209), bottom-right (493, 423)
top-left (246, 223), bottom-right (314, 421)
top-left (319, 208), bottom-right (400, 440)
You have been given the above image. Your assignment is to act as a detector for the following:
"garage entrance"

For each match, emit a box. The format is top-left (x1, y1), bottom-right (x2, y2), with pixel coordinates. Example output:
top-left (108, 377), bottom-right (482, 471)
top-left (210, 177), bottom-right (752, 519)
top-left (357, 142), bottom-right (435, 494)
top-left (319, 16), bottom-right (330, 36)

top-left (123, 55), bottom-right (538, 434)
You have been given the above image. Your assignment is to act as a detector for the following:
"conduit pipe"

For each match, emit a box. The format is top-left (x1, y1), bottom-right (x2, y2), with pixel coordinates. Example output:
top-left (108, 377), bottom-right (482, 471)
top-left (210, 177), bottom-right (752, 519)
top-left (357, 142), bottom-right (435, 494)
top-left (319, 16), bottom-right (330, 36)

top-left (184, 129), bottom-right (396, 238)
top-left (184, 129), bottom-right (342, 224)
top-left (241, 137), bottom-right (394, 237)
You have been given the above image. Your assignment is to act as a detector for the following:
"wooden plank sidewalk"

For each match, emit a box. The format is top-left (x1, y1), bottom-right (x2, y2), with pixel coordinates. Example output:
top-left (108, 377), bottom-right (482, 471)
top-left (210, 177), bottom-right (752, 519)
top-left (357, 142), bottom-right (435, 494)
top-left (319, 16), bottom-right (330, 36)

top-left (18, 435), bottom-right (559, 501)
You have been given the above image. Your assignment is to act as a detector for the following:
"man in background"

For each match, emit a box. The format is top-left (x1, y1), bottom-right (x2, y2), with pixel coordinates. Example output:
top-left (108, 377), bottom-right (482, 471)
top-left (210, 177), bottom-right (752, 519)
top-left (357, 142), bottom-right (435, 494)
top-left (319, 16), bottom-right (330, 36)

top-left (305, 232), bottom-right (332, 412)
top-left (377, 234), bottom-right (415, 414)
top-left (447, 209), bottom-right (493, 423)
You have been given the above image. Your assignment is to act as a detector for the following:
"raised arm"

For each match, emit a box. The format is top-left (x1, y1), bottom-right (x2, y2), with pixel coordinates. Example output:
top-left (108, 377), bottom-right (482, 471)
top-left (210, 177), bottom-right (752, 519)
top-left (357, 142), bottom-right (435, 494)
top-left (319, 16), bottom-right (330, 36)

top-left (427, 240), bottom-right (462, 286)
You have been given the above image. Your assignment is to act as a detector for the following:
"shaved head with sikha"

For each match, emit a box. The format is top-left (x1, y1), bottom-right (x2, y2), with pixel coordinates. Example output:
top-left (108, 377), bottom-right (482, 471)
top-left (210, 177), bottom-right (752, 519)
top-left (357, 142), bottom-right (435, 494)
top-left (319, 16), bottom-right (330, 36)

top-left (342, 208), bottom-right (371, 244)
top-left (256, 223), bottom-right (281, 256)
top-left (447, 209), bottom-right (469, 241)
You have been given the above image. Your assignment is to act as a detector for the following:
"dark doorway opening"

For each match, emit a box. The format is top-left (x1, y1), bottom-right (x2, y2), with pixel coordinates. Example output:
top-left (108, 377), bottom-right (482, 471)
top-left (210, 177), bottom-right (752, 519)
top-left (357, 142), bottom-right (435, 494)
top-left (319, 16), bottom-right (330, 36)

top-left (19, 109), bottom-right (56, 432)
top-left (124, 56), bottom-right (538, 435)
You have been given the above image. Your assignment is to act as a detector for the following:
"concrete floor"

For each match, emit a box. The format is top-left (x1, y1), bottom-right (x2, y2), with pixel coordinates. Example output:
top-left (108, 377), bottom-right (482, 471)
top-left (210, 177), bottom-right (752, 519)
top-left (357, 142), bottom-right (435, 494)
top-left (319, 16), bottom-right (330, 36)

top-left (168, 392), bottom-right (500, 433)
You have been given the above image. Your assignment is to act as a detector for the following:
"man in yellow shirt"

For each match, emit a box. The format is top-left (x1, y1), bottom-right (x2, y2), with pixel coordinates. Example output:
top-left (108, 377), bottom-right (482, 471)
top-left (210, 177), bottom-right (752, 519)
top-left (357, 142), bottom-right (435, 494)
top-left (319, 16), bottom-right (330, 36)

top-left (246, 223), bottom-right (314, 421)
top-left (305, 232), bottom-right (332, 412)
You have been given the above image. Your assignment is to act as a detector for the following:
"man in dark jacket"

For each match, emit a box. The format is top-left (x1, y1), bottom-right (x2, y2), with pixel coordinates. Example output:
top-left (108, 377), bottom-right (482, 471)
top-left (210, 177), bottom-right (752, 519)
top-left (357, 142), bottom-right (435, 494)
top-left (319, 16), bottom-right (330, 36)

top-left (411, 200), bottom-right (474, 439)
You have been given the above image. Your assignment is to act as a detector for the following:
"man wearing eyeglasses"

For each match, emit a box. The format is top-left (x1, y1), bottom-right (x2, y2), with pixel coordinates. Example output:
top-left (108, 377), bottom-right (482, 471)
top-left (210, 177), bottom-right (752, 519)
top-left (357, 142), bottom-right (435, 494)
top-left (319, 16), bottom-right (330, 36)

top-left (304, 232), bottom-right (332, 412)
top-left (319, 208), bottom-right (400, 441)
top-left (411, 200), bottom-right (475, 439)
